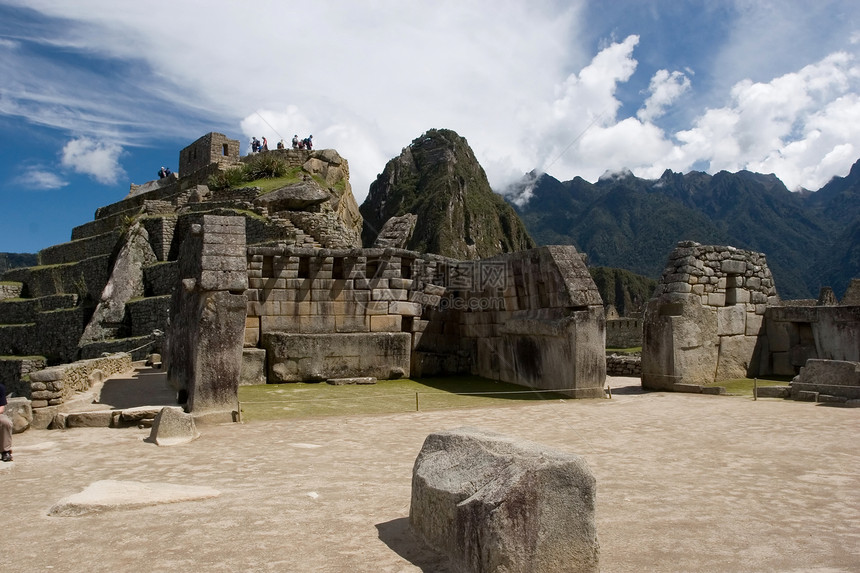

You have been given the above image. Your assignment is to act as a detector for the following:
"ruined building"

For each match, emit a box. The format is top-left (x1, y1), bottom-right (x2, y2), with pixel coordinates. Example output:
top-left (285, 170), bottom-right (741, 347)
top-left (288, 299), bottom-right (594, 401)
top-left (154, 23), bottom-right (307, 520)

top-left (0, 133), bottom-right (607, 424)
top-left (642, 241), bottom-right (860, 398)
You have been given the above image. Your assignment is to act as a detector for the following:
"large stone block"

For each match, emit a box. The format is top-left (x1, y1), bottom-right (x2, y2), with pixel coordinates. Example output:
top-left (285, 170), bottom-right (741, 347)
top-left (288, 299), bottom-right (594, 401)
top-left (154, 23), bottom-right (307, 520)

top-left (410, 427), bottom-right (599, 573)
top-left (6, 397), bottom-right (32, 433)
top-left (240, 348), bottom-right (267, 386)
top-left (790, 359), bottom-right (860, 401)
top-left (262, 332), bottom-right (410, 382)
top-left (717, 305), bottom-right (746, 336)
top-left (148, 406), bottom-right (200, 446)
top-left (715, 334), bottom-right (758, 381)
top-left (765, 319), bottom-right (791, 352)
top-left (721, 259), bottom-right (747, 274)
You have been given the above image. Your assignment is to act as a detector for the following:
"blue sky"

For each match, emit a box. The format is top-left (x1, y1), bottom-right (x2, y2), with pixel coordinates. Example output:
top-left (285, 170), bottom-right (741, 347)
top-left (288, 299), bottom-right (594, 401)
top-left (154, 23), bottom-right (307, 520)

top-left (1, 0), bottom-right (859, 253)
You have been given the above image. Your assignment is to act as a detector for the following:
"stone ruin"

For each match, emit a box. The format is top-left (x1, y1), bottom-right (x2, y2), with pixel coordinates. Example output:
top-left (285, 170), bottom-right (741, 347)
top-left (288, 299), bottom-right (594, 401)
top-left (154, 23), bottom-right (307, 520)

top-left (642, 241), bottom-right (860, 396)
top-left (0, 132), bottom-right (608, 426)
top-left (4, 130), bottom-right (855, 425)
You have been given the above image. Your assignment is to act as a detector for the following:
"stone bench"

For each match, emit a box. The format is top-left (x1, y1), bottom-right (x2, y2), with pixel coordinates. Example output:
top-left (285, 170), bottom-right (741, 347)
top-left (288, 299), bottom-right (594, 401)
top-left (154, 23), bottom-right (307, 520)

top-left (410, 427), bottom-right (599, 573)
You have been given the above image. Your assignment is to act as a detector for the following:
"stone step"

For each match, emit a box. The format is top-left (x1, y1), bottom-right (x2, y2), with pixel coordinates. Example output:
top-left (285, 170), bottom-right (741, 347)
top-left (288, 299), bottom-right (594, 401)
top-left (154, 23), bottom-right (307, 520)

top-left (56, 406), bottom-right (165, 429)
top-left (755, 385), bottom-right (790, 398)
top-left (39, 228), bottom-right (123, 266)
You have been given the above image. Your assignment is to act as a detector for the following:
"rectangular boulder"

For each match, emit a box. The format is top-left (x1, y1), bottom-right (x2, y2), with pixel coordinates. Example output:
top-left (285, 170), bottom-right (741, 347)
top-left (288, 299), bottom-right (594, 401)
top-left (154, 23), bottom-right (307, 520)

top-left (410, 427), bottom-right (599, 573)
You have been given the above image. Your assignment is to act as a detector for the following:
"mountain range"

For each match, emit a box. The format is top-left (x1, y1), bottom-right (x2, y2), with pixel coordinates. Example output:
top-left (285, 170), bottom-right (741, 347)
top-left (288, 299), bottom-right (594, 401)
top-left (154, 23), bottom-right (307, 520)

top-left (504, 162), bottom-right (860, 300)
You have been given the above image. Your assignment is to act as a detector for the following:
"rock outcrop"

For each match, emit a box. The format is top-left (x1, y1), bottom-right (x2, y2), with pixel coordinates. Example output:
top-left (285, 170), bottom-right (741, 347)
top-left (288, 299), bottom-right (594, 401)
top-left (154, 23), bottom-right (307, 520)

top-left (372, 213), bottom-right (417, 249)
top-left (360, 129), bottom-right (535, 259)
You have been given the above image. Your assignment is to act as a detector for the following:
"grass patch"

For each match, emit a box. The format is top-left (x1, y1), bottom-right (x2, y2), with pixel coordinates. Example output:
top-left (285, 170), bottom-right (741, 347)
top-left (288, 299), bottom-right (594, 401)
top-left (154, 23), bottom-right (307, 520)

top-left (606, 346), bottom-right (641, 355)
top-left (238, 376), bottom-right (573, 422)
top-left (705, 376), bottom-right (792, 396)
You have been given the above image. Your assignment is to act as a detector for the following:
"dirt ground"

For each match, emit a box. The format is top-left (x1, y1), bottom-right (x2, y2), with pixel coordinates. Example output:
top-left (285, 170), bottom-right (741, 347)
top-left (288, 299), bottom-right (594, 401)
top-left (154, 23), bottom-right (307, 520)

top-left (2, 376), bottom-right (858, 572)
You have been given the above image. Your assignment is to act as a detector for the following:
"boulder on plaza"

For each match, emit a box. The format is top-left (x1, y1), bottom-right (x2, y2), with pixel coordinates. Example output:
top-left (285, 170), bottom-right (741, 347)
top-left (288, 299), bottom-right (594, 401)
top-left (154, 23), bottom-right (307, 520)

top-left (410, 427), bottom-right (599, 573)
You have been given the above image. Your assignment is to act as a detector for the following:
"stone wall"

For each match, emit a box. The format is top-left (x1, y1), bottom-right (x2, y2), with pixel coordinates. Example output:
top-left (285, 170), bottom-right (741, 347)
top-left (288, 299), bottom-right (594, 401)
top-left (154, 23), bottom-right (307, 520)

top-left (606, 317), bottom-right (642, 348)
top-left (178, 132), bottom-right (241, 178)
top-left (437, 247), bottom-right (606, 398)
top-left (2, 255), bottom-right (111, 301)
top-left (0, 294), bottom-right (78, 324)
top-left (283, 211), bottom-right (361, 249)
top-left (141, 216), bottom-right (177, 261)
top-left (245, 246), bottom-right (436, 382)
top-left (38, 228), bottom-right (122, 266)
top-left (28, 352), bottom-right (132, 408)
top-left (763, 304), bottom-right (860, 376)
top-left (606, 354), bottom-right (641, 377)
top-left (0, 282), bottom-right (23, 300)
top-left (246, 245), bottom-right (606, 397)
top-left (642, 242), bottom-right (778, 389)
top-left (0, 356), bottom-right (47, 398)
top-left (0, 306), bottom-right (89, 363)
top-left (143, 261), bottom-right (179, 297)
top-left (126, 295), bottom-right (171, 337)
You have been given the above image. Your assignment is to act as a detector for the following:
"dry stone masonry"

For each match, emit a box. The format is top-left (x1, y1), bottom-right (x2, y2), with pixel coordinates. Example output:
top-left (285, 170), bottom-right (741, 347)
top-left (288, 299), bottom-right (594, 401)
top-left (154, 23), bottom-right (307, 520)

top-left (643, 241), bottom-right (860, 391)
top-left (642, 242), bottom-right (777, 390)
top-left (243, 244), bottom-right (606, 397)
top-left (165, 215), bottom-right (247, 423)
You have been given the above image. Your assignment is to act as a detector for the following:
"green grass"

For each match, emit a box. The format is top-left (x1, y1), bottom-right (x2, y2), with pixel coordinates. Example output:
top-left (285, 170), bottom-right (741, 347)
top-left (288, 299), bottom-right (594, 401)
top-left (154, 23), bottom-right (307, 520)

top-left (606, 346), bottom-right (641, 355)
top-left (238, 376), bottom-right (574, 422)
top-left (704, 376), bottom-right (792, 396)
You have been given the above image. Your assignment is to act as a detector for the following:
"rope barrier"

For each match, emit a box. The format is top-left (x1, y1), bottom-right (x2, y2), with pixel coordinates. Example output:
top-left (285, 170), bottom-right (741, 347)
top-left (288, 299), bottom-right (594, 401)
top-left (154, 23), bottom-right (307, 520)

top-left (240, 387), bottom-right (581, 405)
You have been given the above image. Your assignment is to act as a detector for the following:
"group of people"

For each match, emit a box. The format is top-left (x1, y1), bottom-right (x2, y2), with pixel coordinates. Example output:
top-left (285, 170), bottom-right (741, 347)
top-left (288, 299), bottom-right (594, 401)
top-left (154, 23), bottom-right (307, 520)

top-left (250, 136), bottom-right (268, 153)
top-left (157, 166), bottom-right (172, 179)
top-left (251, 134), bottom-right (314, 153)
top-left (292, 134), bottom-right (313, 150)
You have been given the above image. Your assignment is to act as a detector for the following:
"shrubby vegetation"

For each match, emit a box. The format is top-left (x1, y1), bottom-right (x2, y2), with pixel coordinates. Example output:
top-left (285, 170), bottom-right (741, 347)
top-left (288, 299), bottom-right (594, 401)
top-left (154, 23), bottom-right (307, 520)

top-left (207, 154), bottom-right (289, 190)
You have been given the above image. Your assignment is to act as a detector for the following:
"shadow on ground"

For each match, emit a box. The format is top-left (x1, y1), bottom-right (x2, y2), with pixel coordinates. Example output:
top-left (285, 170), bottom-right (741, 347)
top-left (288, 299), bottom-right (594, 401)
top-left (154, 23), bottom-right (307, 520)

top-left (375, 517), bottom-right (451, 573)
top-left (97, 367), bottom-right (177, 410)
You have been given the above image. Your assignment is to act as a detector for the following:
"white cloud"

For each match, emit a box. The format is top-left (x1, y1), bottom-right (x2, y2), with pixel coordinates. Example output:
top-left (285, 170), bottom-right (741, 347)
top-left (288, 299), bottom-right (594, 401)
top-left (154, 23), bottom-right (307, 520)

top-left (3, 0), bottom-right (860, 200)
top-left (61, 137), bottom-right (125, 184)
top-left (637, 69), bottom-right (691, 123)
top-left (1, 0), bottom-right (586, 199)
top-left (670, 52), bottom-right (860, 189)
top-left (12, 168), bottom-right (67, 190)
